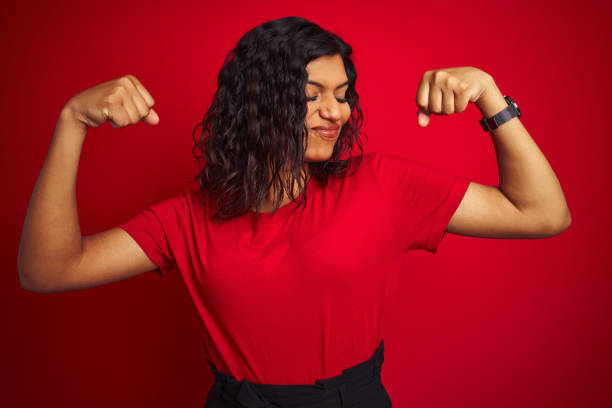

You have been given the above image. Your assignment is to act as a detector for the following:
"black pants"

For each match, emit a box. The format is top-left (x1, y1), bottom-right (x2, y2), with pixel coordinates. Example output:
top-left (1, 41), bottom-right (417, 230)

top-left (203, 340), bottom-right (391, 408)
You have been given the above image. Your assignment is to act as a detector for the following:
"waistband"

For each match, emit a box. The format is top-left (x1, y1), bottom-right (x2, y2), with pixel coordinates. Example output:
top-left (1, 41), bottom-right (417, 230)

top-left (206, 340), bottom-right (385, 408)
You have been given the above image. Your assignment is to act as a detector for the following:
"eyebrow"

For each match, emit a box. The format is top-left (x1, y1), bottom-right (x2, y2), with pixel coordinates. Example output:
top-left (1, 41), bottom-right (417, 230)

top-left (307, 80), bottom-right (349, 89)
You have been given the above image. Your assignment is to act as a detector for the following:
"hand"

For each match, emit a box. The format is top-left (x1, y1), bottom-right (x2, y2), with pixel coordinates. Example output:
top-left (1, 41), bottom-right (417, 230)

top-left (415, 67), bottom-right (494, 127)
top-left (64, 74), bottom-right (159, 130)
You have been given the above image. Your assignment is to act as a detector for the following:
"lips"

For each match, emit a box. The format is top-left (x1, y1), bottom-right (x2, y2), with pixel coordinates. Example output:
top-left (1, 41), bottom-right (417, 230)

top-left (312, 124), bottom-right (339, 130)
top-left (312, 124), bottom-right (340, 139)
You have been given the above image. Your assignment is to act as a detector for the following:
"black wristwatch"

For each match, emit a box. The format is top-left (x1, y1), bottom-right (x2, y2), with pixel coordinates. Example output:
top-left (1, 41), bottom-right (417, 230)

top-left (479, 95), bottom-right (521, 132)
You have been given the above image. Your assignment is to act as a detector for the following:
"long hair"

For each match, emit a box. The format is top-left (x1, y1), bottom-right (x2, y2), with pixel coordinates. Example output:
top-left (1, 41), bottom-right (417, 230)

top-left (191, 16), bottom-right (367, 221)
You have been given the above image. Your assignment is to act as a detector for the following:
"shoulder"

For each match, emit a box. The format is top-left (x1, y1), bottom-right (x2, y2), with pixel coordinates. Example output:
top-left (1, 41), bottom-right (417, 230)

top-left (344, 151), bottom-right (378, 174)
top-left (340, 151), bottom-right (411, 185)
top-left (354, 150), bottom-right (416, 178)
top-left (144, 185), bottom-right (204, 226)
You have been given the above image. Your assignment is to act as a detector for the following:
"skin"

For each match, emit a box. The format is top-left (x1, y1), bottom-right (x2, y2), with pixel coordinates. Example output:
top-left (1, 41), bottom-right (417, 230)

top-left (253, 54), bottom-right (351, 213)
top-left (414, 67), bottom-right (571, 237)
top-left (303, 54), bottom-right (352, 162)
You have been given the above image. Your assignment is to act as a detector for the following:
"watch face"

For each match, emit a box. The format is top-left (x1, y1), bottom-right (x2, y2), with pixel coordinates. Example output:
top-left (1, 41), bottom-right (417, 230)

top-left (504, 95), bottom-right (521, 117)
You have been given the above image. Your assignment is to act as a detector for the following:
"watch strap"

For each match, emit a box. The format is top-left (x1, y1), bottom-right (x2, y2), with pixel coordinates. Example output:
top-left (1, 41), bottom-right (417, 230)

top-left (479, 96), bottom-right (521, 132)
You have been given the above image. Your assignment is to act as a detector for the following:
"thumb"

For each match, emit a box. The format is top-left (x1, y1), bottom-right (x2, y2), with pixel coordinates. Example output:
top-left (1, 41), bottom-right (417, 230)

top-left (417, 109), bottom-right (430, 127)
top-left (142, 108), bottom-right (160, 125)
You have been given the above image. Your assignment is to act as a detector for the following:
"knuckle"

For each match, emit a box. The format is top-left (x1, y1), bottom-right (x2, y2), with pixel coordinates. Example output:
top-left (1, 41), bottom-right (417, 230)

top-left (136, 105), bottom-right (148, 117)
top-left (103, 96), bottom-right (119, 108)
top-left (476, 68), bottom-right (490, 78)
top-left (118, 76), bottom-right (132, 86)
top-left (111, 85), bottom-right (127, 98)
top-left (444, 76), bottom-right (456, 88)
top-left (458, 81), bottom-right (470, 93)
top-left (432, 70), bottom-right (447, 83)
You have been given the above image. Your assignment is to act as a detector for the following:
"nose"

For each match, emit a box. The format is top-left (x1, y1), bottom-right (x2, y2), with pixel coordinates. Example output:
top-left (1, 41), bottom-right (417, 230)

top-left (319, 94), bottom-right (341, 121)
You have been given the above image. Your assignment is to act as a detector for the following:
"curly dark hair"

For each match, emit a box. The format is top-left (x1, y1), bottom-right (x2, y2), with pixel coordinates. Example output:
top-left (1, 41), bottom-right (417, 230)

top-left (191, 16), bottom-right (367, 222)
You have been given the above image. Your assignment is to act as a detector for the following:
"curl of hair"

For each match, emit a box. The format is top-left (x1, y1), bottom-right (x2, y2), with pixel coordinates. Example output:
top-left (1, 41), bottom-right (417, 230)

top-left (191, 16), bottom-right (367, 222)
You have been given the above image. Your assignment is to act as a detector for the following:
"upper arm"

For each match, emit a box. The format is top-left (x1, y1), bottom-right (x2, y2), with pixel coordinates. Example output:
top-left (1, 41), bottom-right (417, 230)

top-left (446, 182), bottom-right (569, 238)
top-left (29, 228), bottom-right (158, 293)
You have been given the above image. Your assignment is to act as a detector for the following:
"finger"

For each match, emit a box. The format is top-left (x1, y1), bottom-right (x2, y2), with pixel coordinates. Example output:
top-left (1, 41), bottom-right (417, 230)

top-left (131, 90), bottom-right (150, 119)
top-left (415, 72), bottom-right (430, 114)
top-left (454, 88), bottom-right (470, 113)
top-left (429, 83), bottom-right (442, 115)
top-left (125, 74), bottom-right (155, 107)
top-left (122, 97), bottom-right (140, 124)
top-left (441, 84), bottom-right (454, 115)
top-left (106, 104), bottom-right (130, 128)
top-left (142, 108), bottom-right (160, 126)
top-left (128, 82), bottom-right (159, 125)
top-left (417, 108), bottom-right (430, 127)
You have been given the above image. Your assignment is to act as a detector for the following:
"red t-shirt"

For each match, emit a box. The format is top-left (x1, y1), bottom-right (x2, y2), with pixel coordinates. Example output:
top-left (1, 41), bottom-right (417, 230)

top-left (118, 151), bottom-right (470, 385)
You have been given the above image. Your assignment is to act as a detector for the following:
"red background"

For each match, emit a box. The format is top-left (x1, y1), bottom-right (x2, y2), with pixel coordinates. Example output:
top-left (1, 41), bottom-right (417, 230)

top-left (2, 0), bottom-right (610, 406)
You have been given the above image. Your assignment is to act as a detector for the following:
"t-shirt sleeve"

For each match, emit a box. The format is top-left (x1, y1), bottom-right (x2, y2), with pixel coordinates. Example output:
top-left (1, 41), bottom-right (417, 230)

top-left (117, 191), bottom-right (188, 278)
top-left (370, 151), bottom-right (471, 253)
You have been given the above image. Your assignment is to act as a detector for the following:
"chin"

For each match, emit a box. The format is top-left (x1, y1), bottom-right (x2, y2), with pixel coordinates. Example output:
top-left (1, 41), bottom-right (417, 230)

top-left (304, 149), bottom-right (335, 162)
top-left (304, 138), bottom-right (339, 162)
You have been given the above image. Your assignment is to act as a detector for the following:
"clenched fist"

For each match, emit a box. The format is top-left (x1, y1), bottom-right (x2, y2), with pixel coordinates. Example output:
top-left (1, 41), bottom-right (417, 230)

top-left (415, 67), bottom-right (494, 127)
top-left (65, 74), bottom-right (159, 130)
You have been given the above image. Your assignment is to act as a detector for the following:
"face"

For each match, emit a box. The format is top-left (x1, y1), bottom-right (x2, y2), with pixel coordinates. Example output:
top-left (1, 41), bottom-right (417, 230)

top-left (303, 54), bottom-right (352, 162)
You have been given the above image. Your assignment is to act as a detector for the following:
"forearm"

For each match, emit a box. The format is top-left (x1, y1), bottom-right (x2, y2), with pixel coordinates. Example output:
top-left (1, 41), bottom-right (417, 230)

top-left (18, 105), bottom-right (87, 290)
top-left (476, 77), bottom-right (571, 230)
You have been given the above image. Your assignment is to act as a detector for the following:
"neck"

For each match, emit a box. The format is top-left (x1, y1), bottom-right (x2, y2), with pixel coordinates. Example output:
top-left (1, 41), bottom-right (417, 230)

top-left (251, 164), bottom-right (310, 213)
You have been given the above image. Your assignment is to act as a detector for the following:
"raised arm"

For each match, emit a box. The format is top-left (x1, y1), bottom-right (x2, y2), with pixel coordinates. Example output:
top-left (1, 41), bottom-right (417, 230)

top-left (18, 75), bottom-right (162, 293)
top-left (415, 67), bottom-right (571, 238)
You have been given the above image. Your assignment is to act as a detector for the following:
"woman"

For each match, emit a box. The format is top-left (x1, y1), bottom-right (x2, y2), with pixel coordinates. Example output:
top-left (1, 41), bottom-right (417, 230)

top-left (18, 16), bottom-right (571, 408)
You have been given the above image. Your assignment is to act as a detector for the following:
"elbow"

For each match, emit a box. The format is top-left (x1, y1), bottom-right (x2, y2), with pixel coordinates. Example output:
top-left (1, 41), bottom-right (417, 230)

top-left (558, 209), bottom-right (572, 233)
top-left (17, 256), bottom-right (34, 291)
top-left (18, 261), bottom-right (53, 294)
top-left (18, 266), bottom-right (43, 293)
top-left (18, 269), bottom-right (39, 293)
top-left (546, 210), bottom-right (572, 237)
top-left (18, 246), bottom-right (63, 293)
top-left (19, 273), bottom-right (54, 293)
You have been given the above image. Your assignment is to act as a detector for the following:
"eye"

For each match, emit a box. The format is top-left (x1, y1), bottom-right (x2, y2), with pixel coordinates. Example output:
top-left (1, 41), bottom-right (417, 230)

top-left (306, 95), bottom-right (348, 103)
